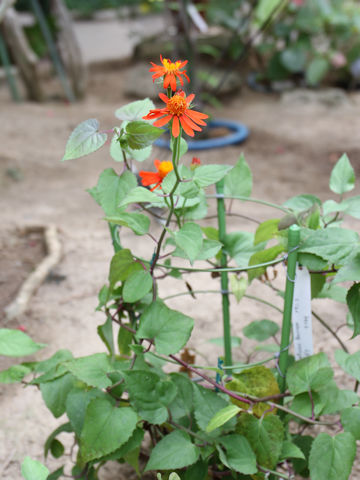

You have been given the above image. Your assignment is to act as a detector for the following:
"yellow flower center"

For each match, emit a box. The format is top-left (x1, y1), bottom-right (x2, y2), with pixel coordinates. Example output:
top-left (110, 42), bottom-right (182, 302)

top-left (167, 95), bottom-right (187, 116)
top-left (162, 58), bottom-right (182, 72)
top-left (158, 161), bottom-right (173, 178)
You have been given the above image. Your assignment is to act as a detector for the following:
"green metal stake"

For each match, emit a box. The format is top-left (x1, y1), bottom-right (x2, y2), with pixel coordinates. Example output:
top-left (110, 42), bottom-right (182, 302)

top-left (278, 224), bottom-right (300, 393)
top-left (29, 0), bottom-right (75, 102)
top-left (216, 179), bottom-right (232, 372)
top-left (0, 32), bottom-right (21, 101)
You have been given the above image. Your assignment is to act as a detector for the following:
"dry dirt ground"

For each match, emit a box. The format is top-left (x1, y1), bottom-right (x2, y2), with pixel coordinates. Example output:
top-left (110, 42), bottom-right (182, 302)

top-left (1, 65), bottom-right (360, 479)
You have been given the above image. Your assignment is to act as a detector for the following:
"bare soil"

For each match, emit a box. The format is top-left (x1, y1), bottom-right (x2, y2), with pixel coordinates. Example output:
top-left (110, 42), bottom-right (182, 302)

top-left (1, 66), bottom-right (360, 479)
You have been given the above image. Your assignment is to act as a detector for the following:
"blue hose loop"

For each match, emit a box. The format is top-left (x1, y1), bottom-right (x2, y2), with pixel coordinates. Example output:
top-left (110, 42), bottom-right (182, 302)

top-left (154, 119), bottom-right (249, 151)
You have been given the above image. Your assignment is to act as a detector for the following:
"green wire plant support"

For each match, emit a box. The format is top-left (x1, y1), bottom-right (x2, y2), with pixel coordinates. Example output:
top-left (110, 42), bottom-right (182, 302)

top-left (278, 224), bottom-right (300, 393)
top-left (216, 179), bottom-right (233, 372)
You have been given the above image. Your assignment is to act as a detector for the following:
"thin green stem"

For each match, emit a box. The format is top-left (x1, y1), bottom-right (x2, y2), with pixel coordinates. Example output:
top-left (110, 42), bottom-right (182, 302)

top-left (206, 194), bottom-right (290, 213)
top-left (216, 179), bottom-right (232, 370)
top-left (258, 465), bottom-right (293, 480)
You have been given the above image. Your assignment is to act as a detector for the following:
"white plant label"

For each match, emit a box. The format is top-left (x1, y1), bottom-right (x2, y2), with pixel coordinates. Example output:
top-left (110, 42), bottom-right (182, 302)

top-left (292, 264), bottom-right (313, 360)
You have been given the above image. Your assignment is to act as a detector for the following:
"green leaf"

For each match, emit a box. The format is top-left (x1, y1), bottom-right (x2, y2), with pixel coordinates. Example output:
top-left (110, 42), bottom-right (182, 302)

top-left (286, 352), bottom-right (333, 395)
top-left (243, 319), bottom-right (279, 341)
top-left (184, 460), bottom-right (208, 480)
top-left (105, 212), bottom-right (150, 236)
top-left (0, 329), bottom-right (45, 357)
top-left (125, 121), bottom-right (163, 150)
top-left (306, 57), bottom-right (330, 85)
top-left (318, 382), bottom-right (359, 415)
top-left (283, 194), bottom-right (321, 212)
top-left (62, 118), bottom-right (107, 161)
top-left (236, 413), bottom-right (284, 469)
top-left (224, 155), bottom-right (252, 198)
top-left (109, 249), bottom-right (142, 291)
top-left (115, 98), bottom-right (155, 121)
top-left (65, 353), bottom-right (115, 389)
top-left (309, 432), bottom-right (356, 480)
top-left (195, 239), bottom-right (222, 261)
top-left (206, 405), bottom-right (240, 432)
top-left (299, 228), bottom-right (359, 265)
top-left (254, 219), bottom-right (280, 246)
top-left (248, 245), bottom-right (284, 282)
top-left (80, 399), bottom-right (137, 462)
top-left (0, 364), bottom-right (31, 383)
top-left (335, 349), bottom-right (360, 382)
top-left (280, 441), bottom-right (306, 461)
top-left (173, 222), bottom-right (203, 264)
top-left (40, 373), bottom-right (76, 418)
top-left (21, 457), bottom-right (49, 480)
top-left (230, 275), bottom-right (248, 303)
top-left (193, 164), bottom-right (232, 188)
top-left (44, 423), bottom-right (72, 458)
top-left (124, 370), bottom-right (176, 424)
top-left (168, 373), bottom-right (194, 422)
top-left (137, 301), bottom-right (194, 355)
top-left (292, 435), bottom-right (313, 477)
top-left (224, 231), bottom-right (264, 266)
top-left (281, 47), bottom-right (307, 73)
top-left (145, 430), bottom-right (199, 471)
top-left (193, 384), bottom-right (236, 435)
top-left (329, 153), bottom-right (355, 195)
top-left (334, 254), bottom-right (360, 284)
top-left (118, 326), bottom-right (133, 356)
top-left (310, 273), bottom-right (326, 299)
top-left (97, 316), bottom-right (114, 356)
top-left (318, 282), bottom-right (347, 303)
top-left (255, 0), bottom-right (283, 24)
top-left (47, 467), bottom-right (65, 480)
top-left (218, 434), bottom-right (257, 474)
top-left (122, 270), bottom-right (153, 303)
top-left (91, 169), bottom-right (138, 217)
top-left (341, 406), bottom-right (360, 440)
top-left (346, 283), bottom-right (360, 338)
top-left (118, 186), bottom-right (164, 207)
top-left (340, 196), bottom-right (360, 219)
top-left (66, 388), bottom-right (109, 437)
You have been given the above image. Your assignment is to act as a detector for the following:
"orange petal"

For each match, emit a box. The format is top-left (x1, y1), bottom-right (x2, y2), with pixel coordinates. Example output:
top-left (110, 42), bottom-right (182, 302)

top-left (182, 114), bottom-right (202, 131)
top-left (159, 92), bottom-right (169, 104)
top-left (139, 171), bottom-right (162, 187)
top-left (170, 74), bottom-right (177, 91)
top-left (172, 116), bottom-right (180, 137)
top-left (179, 115), bottom-right (195, 136)
top-left (186, 93), bottom-right (195, 104)
top-left (154, 159), bottom-right (161, 169)
top-left (153, 115), bottom-right (172, 128)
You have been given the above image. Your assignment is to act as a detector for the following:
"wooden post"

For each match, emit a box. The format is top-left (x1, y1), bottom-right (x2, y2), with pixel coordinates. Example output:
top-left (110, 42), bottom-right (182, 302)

top-left (1, 7), bottom-right (44, 101)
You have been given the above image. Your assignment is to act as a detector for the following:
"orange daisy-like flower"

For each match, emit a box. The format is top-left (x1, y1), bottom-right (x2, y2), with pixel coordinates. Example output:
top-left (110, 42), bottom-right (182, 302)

top-left (139, 159), bottom-right (173, 191)
top-left (143, 91), bottom-right (208, 138)
top-left (150, 55), bottom-right (190, 91)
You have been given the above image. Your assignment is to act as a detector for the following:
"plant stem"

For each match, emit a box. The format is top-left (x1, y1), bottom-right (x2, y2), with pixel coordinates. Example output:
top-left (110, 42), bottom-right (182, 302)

top-left (278, 225), bottom-right (300, 393)
top-left (150, 134), bottom-right (182, 291)
top-left (216, 179), bottom-right (232, 371)
top-left (312, 310), bottom-right (349, 353)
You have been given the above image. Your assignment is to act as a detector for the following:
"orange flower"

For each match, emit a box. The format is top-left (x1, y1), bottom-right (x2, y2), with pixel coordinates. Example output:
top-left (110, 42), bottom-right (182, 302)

top-left (143, 91), bottom-right (208, 138)
top-left (149, 55), bottom-right (190, 91)
top-left (139, 159), bottom-right (173, 191)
